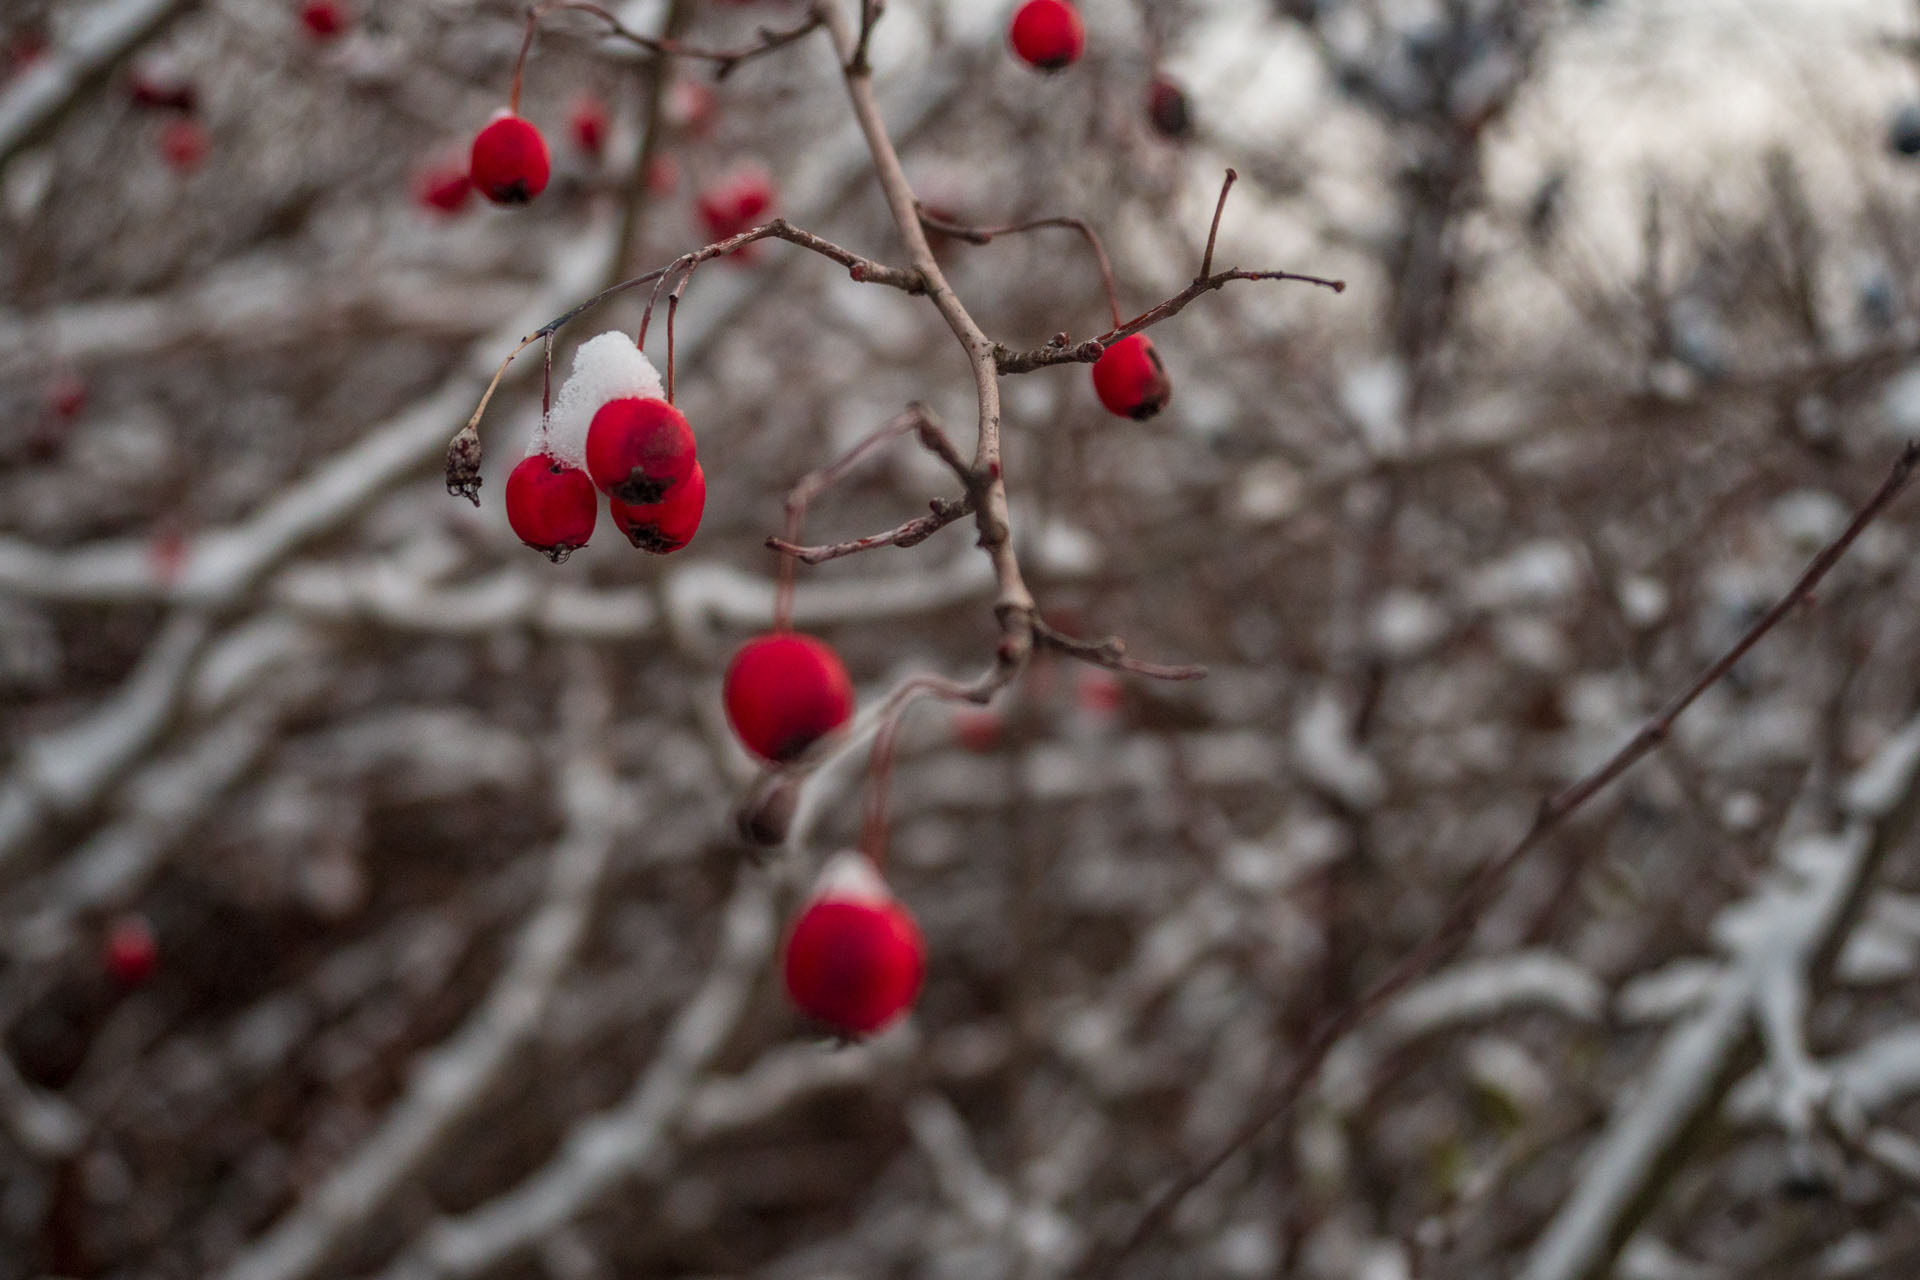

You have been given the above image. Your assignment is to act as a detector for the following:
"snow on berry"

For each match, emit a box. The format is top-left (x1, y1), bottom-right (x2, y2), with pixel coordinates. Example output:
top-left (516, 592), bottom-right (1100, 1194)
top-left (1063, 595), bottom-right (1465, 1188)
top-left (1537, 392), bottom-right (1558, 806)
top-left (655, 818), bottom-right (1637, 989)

top-left (537, 331), bottom-right (666, 470)
top-left (782, 852), bottom-right (925, 1037)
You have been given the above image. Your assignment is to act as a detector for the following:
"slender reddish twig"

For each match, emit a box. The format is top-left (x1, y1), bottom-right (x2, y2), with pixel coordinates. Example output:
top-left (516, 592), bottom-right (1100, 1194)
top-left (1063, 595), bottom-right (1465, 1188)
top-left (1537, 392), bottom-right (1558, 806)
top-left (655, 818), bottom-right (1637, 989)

top-left (1083, 439), bottom-right (1920, 1277)
top-left (917, 207), bottom-right (1124, 329)
top-left (1199, 168), bottom-right (1238, 279)
top-left (514, 1), bottom-right (823, 95)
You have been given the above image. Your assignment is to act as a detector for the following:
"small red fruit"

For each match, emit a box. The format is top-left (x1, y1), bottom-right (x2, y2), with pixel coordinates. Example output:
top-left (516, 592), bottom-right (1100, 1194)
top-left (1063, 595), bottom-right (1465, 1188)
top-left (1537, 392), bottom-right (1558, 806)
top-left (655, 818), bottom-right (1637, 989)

top-left (128, 72), bottom-right (197, 113)
top-left (1077, 669), bottom-right (1124, 718)
top-left (1091, 333), bottom-right (1172, 420)
top-left (105, 915), bottom-right (158, 987)
top-left (470, 114), bottom-right (550, 205)
top-left (1009, 0), bottom-right (1084, 71)
top-left (724, 633), bottom-right (856, 763)
top-left (568, 94), bottom-right (609, 159)
top-left (696, 167), bottom-right (776, 255)
top-left (584, 396), bottom-right (697, 504)
top-left (645, 154), bottom-right (679, 196)
top-left (952, 707), bottom-right (1002, 753)
top-left (666, 80), bottom-right (717, 136)
top-left (783, 854), bottom-right (925, 1036)
top-left (414, 161), bottom-right (473, 215)
top-left (299, 0), bottom-right (350, 40)
top-left (1146, 77), bottom-right (1193, 140)
top-left (159, 118), bottom-right (209, 174)
top-left (505, 453), bottom-right (597, 561)
top-left (610, 461), bottom-right (705, 553)
top-left (47, 375), bottom-right (87, 421)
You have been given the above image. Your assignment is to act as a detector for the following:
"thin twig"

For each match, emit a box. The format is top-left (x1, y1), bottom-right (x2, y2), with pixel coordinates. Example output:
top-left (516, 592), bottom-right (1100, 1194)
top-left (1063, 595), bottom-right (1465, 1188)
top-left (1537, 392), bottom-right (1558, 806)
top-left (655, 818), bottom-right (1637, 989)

top-left (1199, 168), bottom-right (1237, 279)
top-left (1085, 439), bottom-right (1920, 1276)
top-left (1032, 617), bottom-right (1208, 683)
top-left (517, 1), bottom-right (824, 83)
top-left (918, 207), bottom-right (1124, 329)
top-left (766, 495), bottom-right (973, 564)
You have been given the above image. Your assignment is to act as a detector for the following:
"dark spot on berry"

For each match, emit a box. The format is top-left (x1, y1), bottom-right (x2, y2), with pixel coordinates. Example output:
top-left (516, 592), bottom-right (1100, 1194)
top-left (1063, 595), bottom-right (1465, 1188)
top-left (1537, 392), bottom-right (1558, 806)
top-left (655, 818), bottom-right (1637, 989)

top-left (621, 522), bottom-right (686, 554)
top-left (492, 179), bottom-right (531, 204)
top-left (613, 471), bottom-right (673, 505)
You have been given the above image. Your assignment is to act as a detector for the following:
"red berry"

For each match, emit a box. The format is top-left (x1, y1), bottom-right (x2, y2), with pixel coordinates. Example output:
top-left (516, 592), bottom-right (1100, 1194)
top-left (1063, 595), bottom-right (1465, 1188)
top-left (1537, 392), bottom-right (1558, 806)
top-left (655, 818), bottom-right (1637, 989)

top-left (584, 396), bottom-right (697, 505)
top-left (696, 167), bottom-right (776, 256)
top-left (667, 80), bottom-right (717, 136)
top-left (724, 633), bottom-right (856, 763)
top-left (1077, 670), bottom-right (1124, 718)
top-left (1091, 333), bottom-right (1171, 420)
top-left (610, 461), bottom-right (705, 553)
top-left (952, 707), bottom-right (1002, 753)
top-left (645, 154), bottom-right (679, 196)
top-left (782, 856), bottom-right (925, 1036)
top-left (568, 94), bottom-right (609, 159)
top-left (105, 915), bottom-right (158, 987)
top-left (414, 161), bottom-right (473, 215)
top-left (159, 118), bottom-right (209, 174)
top-left (1009, 0), bottom-right (1084, 71)
top-left (1146, 77), bottom-right (1193, 140)
top-left (505, 454), bottom-right (597, 561)
top-left (47, 375), bottom-right (87, 421)
top-left (299, 0), bottom-right (350, 40)
top-left (5, 31), bottom-right (48, 77)
top-left (470, 114), bottom-right (550, 206)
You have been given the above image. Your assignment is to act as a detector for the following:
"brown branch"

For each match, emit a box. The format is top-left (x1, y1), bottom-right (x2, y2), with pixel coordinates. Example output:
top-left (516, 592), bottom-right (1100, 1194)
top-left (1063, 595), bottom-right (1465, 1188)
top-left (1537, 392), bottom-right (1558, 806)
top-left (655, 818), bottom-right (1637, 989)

top-left (1199, 167), bottom-right (1237, 279)
top-left (917, 207), bottom-right (1124, 329)
top-left (766, 496), bottom-right (973, 565)
top-left (518, 2), bottom-right (824, 83)
top-left (1084, 438), bottom-right (1920, 1276)
top-left (1032, 618), bottom-right (1208, 683)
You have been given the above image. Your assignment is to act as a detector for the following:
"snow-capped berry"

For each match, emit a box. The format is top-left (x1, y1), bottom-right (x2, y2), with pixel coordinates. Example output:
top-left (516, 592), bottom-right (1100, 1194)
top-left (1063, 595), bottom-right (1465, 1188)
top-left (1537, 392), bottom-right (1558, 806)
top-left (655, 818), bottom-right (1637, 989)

top-left (584, 397), bottom-right (696, 505)
top-left (1009, 0), bottom-right (1084, 71)
top-left (1146, 77), bottom-right (1193, 140)
top-left (1091, 333), bottom-right (1172, 419)
top-left (696, 167), bottom-right (776, 257)
top-left (610, 461), bottom-right (705, 553)
top-left (105, 914), bottom-right (158, 987)
top-left (415, 162), bottom-right (473, 215)
top-left (505, 453), bottom-right (597, 561)
top-left (159, 118), bottom-right (209, 173)
top-left (782, 854), bottom-right (925, 1036)
top-left (724, 633), bottom-right (855, 763)
top-left (470, 113), bottom-right (550, 205)
top-left (569, 94), bottom-right (609, 158)
top-left (299, 0), bottom-right (350, 40)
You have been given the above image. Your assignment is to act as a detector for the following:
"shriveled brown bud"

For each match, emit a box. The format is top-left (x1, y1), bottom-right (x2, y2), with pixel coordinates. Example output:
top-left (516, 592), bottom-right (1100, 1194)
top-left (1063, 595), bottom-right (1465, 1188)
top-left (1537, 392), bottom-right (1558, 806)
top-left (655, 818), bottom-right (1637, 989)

top-left (736, 774), bottom-right (801, 847)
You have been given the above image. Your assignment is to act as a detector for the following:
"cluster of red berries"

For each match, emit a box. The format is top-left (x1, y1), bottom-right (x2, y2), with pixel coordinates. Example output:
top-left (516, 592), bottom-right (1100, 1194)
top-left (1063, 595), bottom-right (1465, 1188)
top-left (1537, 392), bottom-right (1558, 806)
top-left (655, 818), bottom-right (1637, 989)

top-left (506, 377), bottom-right (707, 561)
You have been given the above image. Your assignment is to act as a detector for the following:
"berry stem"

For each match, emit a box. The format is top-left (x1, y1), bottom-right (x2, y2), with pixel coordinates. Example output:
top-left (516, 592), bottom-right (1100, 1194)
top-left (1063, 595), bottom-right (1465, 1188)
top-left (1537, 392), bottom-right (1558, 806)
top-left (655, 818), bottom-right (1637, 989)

top-left (1198, 167), bottom-right (1237, 280)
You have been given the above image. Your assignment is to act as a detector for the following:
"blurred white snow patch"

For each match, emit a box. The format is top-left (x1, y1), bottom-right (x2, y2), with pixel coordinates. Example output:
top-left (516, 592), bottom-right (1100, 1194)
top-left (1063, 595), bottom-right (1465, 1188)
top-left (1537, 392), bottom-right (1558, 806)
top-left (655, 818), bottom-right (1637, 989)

top-left (1234, 458), bottom-right (1305, 524)
top-left (536, 331), bottom-right (665, 468)
top-left (1617, 575), bottom-right (1669, 628)
top-left (1462, 540), bottom-right (1579, 611)
top-left (1174, 377), bottom-right (1236, 441)
top-left (1618, 1237), bottom-right (1720, 1280)
top-left (1770, 489), bottom-right (1849, 551)
top-left (1222, 809), bottom-right (1349, 894)
top-left (1879, 363), bottom-right (1920, 439)
top-left (1339, 358), bottom-right (1410, 456)
top-left (1212, 1222), bottom-right (1280, 1278)
top-left (1616, 958), bottom-right (1725, 1024)
top-left (1493, 615), bottom-right (1573, 674)
top-left (1030, 519), bottom-right (1103, 576)
top-left (1293, 688), bottom-right (1385, 810)
top-left (1368, 589), bottom-right (1449, 660)
top-left (1844, 716), bottom-right (1920, 818)
top-left (1720, 790), bottom-right (1764, 832)
top-left (1465, 1036), bottom-right (1553, 1113)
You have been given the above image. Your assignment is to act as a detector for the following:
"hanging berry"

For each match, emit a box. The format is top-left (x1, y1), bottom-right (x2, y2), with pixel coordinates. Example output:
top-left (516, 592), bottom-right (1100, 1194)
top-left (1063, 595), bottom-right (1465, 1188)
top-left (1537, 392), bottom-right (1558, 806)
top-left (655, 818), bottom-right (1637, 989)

top-left (1091, 333), bottom-right (1172, 419)
top-left (782, 853), bottom-right (925, 1036)
top-left (1009, 0), bottom-right (1085, 71)
top-left (724, 633), bottom-right (855, 763)
top-left (610, 461), bottom-right (706, 553)
top-left (505, 453), bottom-right (597, 561)
top-left (584, 397), bottom-right (697, 505)
top-left (104, 914), bottom-right (159, 988)
top-left (470, 113), bottom-right (551, 205)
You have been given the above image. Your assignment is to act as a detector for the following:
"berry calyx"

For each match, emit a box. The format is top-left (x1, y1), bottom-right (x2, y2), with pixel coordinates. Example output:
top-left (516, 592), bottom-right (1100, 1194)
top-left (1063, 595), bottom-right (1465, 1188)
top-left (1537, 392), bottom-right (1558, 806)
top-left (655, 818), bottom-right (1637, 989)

top-left (415, 161), bottom-right (473, 215)
top-left (569, 94), bottom-right (609, 159)
top-left (1091, 333), bottom-right (1172, 420)
top-left (610, 461), bottom-right (706, 553)
top-left (159, 118), bottom-right (209, 174)
top-left (105, 914), bottom-right (158, 987)
top-left (724, 633), bottom-right (855, 763)
top-left (1146, 77), bottom-right (1193, 141)
top-left (782, 854), bottom-right (925, 1036)
top-left (299, 0), bottom-right (350, 40)
top-left (470, 113), bottom-right (550, 205)
top-left (584, 396), bottom-right (697, 505)
top-left (1009, 0), bottom-right (1085, 72)
top-left (505, 453), bottom-right (597, 561)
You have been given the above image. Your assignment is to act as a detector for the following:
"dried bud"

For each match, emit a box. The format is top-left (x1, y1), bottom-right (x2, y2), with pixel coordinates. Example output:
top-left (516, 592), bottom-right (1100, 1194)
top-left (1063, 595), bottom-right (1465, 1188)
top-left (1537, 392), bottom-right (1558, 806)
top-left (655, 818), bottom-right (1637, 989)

top-left (737, 774), bottom-right (801, 847)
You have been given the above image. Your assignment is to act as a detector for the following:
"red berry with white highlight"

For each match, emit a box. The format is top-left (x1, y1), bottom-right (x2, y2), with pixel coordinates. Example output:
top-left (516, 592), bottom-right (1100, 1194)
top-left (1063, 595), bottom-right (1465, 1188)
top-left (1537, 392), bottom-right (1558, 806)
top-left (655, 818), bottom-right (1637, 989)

top-left (505, 454), bottom-right (597, 561)
top-left (610, 461), bottom-right (705, 553)
top-left (159, 118), bottom-right (209, 174)
top-left (1091, 333), bottom-right (1172, 420)
top-left (470, 114), bottom-right (550, 206)
top-left (105, 915), bottom-right (158, 988)
top-left (584, 397), bottom-right (697, 505)
top-left (783, 854), bottom-right (925, 1036)
top-left (724, 633), bottom-right (855, 763)
top-left (1009, 0), bottom-right (1084, 71)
